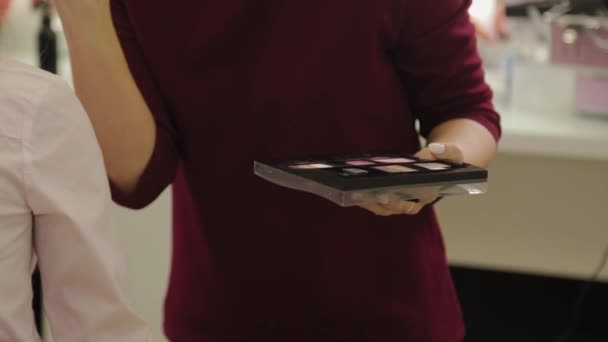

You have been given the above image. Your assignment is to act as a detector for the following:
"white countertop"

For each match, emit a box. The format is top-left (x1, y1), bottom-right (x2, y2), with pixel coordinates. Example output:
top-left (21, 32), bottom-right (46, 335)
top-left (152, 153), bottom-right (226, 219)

top-left (499, 105), bottom-right (608, 161)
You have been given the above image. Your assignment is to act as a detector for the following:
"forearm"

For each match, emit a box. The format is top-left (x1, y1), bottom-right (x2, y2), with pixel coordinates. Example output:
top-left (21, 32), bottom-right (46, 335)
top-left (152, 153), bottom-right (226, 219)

top-left (58, 7), bottom-right (155, 192)
top-left (427, 118), bottom-right (497, 167)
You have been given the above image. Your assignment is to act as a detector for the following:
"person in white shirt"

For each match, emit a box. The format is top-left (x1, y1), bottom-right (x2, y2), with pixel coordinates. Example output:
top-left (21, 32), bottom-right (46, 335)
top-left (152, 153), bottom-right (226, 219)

top-left (470, 0), bottom-right (509, 41)
top-left (0, 57), bottom-right (151, 341)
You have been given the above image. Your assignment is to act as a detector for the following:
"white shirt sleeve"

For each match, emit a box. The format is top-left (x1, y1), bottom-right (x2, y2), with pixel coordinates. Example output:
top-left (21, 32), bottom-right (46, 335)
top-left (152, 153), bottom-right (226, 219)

top-left (23, 78), bottom-right (151, 342)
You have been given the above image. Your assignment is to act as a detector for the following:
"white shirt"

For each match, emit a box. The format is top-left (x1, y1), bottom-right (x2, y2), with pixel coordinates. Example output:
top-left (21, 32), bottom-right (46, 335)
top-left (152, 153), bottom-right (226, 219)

top-left (0, 57), bottom-right (151, 341)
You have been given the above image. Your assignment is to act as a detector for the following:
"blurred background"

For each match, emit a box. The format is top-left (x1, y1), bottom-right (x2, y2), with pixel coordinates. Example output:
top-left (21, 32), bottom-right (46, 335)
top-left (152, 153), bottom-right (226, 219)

top-left (1, 0), bottom-right (607, 341)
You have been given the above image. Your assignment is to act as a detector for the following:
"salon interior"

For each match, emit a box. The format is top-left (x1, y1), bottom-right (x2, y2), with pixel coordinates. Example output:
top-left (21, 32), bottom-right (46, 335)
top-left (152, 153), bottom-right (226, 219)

top-left (1, 0), bottom-right (607, 341)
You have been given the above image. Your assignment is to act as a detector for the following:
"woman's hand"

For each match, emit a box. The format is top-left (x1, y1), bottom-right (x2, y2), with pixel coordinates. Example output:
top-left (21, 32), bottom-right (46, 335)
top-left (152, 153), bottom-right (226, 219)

top-left (357, 143), bottom-right (464, 216)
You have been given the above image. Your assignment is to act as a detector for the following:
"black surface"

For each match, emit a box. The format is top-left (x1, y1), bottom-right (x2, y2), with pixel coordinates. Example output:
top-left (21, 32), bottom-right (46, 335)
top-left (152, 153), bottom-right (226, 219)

top-left (33, 3), bottom-right (57, 334)
top-left (257, 152), bottom-right (487, 191)
top-left (38, 7), bottom-right (57, 75)
top-left (32, 270), bottom-right (43, 335)
top-left (450, 266), bottom-right (608, 342)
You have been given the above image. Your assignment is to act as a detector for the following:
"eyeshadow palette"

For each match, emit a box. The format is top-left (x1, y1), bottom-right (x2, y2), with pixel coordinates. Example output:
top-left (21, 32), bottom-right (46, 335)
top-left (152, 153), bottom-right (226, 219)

top-left (254, 152), bottom-right (488, 207)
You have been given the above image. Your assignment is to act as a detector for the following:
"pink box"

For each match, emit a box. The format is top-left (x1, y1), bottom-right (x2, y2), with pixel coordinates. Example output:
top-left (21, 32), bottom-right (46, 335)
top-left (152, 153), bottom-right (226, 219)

top-left (551, 16), bottom-right (608, 68)
top-left (574, 73), bottom-right (608, 114)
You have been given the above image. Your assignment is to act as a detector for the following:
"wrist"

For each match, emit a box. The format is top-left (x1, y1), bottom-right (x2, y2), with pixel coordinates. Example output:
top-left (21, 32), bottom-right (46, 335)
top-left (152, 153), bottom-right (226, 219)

top-left (63, 24), bottom-right (117, 48)
top-left (63, 25), bottom-right (123, 62)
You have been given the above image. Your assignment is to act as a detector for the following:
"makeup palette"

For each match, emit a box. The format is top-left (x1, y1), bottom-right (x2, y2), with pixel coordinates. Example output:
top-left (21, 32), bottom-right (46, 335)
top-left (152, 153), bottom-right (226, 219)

top-left (254, 152), bottom-right (488, 207)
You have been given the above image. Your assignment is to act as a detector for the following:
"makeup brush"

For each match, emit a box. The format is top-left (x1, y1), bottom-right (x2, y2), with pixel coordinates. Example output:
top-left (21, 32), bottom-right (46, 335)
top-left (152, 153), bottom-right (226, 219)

top-left (37, 0), bottom-right (57, 74)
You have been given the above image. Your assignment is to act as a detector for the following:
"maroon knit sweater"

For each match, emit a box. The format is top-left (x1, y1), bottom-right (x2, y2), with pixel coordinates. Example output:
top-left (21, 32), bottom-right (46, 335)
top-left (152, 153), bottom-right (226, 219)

top-left (110, 0), bottom-right (500, 341)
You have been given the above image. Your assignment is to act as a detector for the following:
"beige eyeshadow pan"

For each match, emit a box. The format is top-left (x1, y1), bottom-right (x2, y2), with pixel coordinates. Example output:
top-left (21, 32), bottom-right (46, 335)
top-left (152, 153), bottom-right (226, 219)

top-left (373, 165), bottom-right (418, 173)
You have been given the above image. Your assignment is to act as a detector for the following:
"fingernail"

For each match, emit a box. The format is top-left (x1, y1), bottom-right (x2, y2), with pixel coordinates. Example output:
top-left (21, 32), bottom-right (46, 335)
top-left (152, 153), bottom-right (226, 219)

top-left (428, 143), bottom-right (445, 155)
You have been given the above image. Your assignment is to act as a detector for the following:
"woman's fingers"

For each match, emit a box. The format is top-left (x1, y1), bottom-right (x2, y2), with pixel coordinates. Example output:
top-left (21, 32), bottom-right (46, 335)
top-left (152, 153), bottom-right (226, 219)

top-left (358, 201), bottom-right (420, 216)
top-left (356, 144), bottom-right (462, 217)
top-left (415, 148), bottom-right (434, 161)
top-left (358, 203), bottom-right (396, 216)
top-left (358, 191), bottom-right (435, 217)
top-left (381, 197), bottom-right (417, 213)
top-left (428, 142), bottom-right (464, 164)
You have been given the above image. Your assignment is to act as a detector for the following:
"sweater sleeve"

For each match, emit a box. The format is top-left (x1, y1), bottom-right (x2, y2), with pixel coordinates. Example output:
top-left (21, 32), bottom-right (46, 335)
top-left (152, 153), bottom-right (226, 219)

top-left (395, 0), bottom-right (501, 142)
top-left (108, 0), bottom-right (181, 209)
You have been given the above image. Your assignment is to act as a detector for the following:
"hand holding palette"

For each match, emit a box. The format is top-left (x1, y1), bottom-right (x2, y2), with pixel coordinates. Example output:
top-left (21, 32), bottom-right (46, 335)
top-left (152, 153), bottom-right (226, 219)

top-left (254, 152), bottom-right (488, 207)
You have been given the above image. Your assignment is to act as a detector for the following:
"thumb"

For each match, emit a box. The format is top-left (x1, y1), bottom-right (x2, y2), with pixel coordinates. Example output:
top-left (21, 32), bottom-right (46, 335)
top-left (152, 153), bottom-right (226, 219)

top-left (428, 142), bottom-right (464, 164)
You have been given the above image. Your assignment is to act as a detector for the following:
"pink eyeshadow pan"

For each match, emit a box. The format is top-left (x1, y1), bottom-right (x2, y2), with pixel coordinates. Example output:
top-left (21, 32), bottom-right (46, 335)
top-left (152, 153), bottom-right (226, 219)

top-left (346, 160), bottom-right (375, 166)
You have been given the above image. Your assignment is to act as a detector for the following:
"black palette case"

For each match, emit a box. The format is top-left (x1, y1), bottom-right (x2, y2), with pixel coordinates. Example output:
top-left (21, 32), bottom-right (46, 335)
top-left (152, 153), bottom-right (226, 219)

top-left (254, 152), bottom-right (488, 207)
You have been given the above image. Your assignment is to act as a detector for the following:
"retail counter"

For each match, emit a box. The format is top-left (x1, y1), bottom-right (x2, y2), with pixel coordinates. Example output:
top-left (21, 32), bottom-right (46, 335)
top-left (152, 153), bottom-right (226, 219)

top-left (439, 104), bottom-right (608, 282)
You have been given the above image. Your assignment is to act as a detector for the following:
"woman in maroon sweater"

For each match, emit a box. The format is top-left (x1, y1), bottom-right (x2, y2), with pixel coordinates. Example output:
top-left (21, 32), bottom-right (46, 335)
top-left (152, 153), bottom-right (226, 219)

top-left (55, 0), bottom-right (500, 341)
